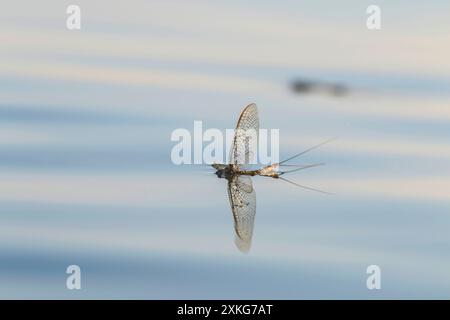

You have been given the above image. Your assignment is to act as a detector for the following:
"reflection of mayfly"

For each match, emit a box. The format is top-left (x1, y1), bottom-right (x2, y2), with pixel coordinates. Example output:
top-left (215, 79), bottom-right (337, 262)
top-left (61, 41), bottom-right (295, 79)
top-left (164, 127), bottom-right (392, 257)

top-left (212, 103), bottom-right (331, 252)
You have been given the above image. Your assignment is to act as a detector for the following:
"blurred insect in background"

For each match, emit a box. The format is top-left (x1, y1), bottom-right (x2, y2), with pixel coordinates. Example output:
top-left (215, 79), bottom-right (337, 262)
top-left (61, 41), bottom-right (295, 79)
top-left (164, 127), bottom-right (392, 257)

top-left (290, 79), bottom-right (349, 97)
top-left (212, 103), bottom-right (332, 252)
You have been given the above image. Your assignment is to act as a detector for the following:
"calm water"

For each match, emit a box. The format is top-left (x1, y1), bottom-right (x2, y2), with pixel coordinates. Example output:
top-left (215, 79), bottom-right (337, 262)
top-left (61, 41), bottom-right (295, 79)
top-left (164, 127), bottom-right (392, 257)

top-left (1, 1), bottom-right (450, 298)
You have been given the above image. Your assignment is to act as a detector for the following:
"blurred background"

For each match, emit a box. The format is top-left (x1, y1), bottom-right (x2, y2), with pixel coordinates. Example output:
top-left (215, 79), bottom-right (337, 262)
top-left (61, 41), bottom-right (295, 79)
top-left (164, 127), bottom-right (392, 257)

top-left (1, 0), bottom-right (450, 298)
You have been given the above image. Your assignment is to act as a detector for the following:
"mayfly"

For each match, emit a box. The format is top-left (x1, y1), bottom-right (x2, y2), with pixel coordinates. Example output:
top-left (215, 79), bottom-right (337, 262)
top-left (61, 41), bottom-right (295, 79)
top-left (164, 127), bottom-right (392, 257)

top-left (212, 103), bottom-right (331, 252)
top-left (290, 79), bottom-right (349, 97)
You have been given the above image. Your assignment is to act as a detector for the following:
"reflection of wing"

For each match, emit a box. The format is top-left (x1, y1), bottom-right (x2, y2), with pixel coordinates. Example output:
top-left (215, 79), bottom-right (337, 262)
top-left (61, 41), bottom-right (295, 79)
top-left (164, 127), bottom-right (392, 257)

top-left (227, 175), bottom-right (256, 252)
top-left (230, 103), bottom-right (259, 169)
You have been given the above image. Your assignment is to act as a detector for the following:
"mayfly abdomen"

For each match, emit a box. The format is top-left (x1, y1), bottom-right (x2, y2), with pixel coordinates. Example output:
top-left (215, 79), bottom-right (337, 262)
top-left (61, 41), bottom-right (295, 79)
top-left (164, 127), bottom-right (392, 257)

top-left (256, 164), bottom-right (280, 178)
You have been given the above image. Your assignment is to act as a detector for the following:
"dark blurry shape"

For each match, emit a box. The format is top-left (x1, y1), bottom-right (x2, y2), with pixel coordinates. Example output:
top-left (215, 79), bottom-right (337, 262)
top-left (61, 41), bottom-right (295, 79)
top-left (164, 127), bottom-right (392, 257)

top-left (211, 103), bottom-right (331, 253)
top-left (291, 79), bottom-right (349, 97)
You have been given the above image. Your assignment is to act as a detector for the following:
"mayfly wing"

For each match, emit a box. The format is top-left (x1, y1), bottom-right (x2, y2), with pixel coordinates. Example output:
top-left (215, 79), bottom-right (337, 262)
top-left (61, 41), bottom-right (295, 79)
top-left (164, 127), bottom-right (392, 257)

top-left (229, 103), bottom-right (259, 169)
top-left (227, 175), bottom-right (256, 252)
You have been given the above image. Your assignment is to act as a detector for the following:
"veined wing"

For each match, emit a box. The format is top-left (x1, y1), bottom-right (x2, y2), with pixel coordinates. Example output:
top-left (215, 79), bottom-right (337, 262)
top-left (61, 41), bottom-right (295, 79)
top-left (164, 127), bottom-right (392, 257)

top-left (227, 175), bottom-right (256, 252)
top-left (230, 103), bottom-right (259, 169)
